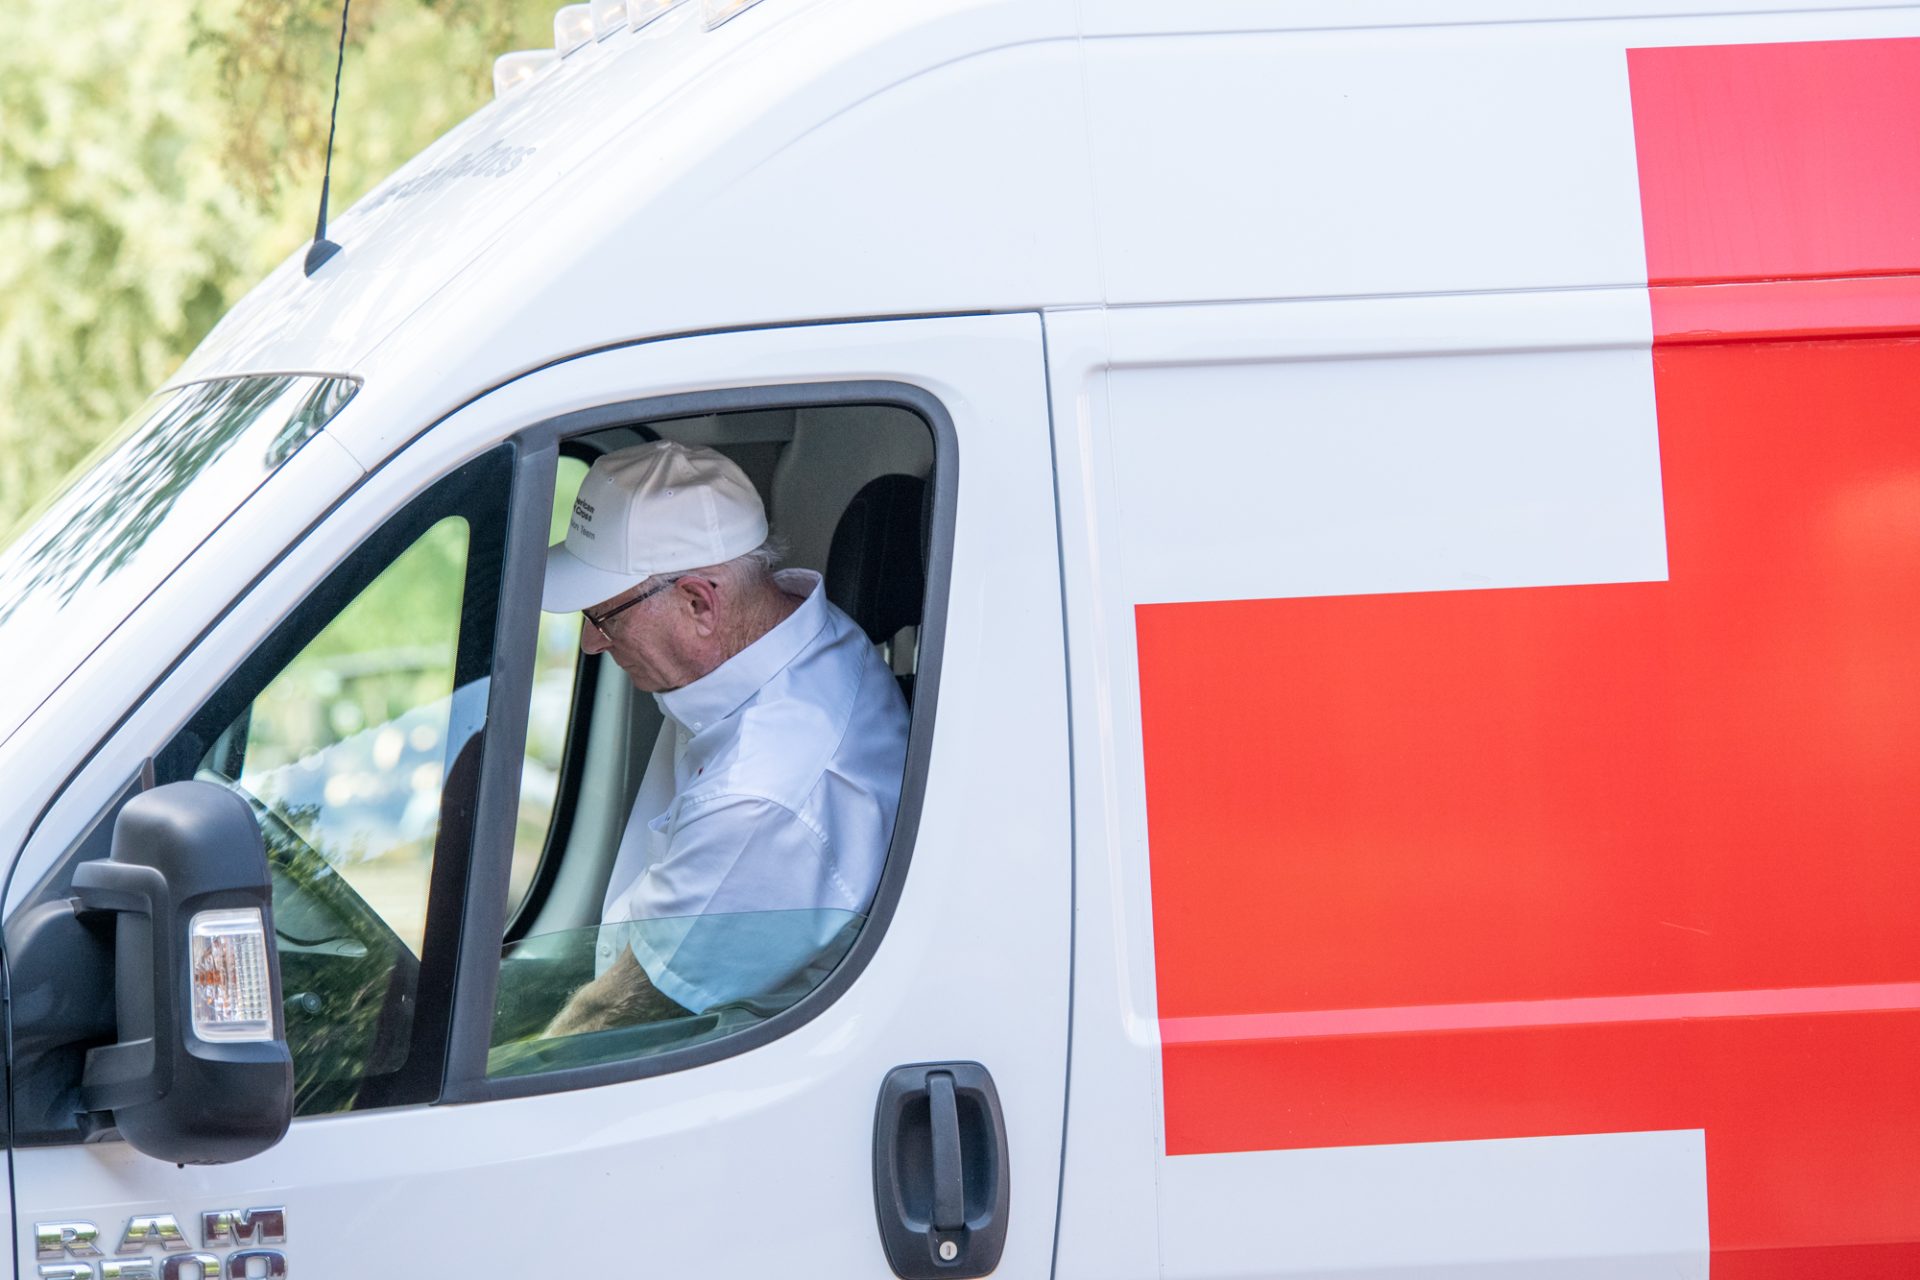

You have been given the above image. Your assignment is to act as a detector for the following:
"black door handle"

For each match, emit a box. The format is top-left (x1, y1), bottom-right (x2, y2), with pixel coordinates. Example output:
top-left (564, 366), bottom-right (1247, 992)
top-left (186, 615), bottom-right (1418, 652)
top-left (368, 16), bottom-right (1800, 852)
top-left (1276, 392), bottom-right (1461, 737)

top-left (927, 1071), bottom-right (965, 1232)
top-left (873, 1061), bottom-right (1010, 1278)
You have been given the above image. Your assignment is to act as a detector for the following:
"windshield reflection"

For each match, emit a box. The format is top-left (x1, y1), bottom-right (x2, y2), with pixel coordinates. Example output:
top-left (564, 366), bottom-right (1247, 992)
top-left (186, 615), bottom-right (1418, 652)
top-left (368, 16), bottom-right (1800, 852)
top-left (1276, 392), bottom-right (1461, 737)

top-left (0, 374), bottom-right (358, 743)
top-left (0, 376), bottom-right (356, 617)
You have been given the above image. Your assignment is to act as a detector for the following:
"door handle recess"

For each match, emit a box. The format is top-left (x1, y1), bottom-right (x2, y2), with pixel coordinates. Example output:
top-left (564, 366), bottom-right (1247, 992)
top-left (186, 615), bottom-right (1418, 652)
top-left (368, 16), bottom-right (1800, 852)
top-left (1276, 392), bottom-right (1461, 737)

top-left (874, 1061), bottom-right (1010, 1278)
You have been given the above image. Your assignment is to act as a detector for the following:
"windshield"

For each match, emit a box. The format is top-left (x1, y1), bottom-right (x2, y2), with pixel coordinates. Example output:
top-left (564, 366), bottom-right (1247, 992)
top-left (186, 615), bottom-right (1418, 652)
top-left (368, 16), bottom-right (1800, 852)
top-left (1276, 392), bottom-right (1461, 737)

top-left (0, 375), bottom-right (359, 746)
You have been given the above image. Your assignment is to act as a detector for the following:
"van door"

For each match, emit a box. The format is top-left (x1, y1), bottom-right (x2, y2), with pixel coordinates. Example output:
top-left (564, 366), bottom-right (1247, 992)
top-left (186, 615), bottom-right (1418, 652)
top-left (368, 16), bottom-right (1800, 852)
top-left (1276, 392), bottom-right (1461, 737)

top-left (9, 313), bottom-right (1070, 1279)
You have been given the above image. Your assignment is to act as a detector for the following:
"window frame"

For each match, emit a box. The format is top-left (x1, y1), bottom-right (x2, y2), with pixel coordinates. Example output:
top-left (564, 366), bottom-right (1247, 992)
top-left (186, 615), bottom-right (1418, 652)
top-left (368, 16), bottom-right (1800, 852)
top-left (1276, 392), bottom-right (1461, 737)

top-left (440, 380), bottom-right (957, 1105)
top-left (503, 441), bottom-right (607, 943)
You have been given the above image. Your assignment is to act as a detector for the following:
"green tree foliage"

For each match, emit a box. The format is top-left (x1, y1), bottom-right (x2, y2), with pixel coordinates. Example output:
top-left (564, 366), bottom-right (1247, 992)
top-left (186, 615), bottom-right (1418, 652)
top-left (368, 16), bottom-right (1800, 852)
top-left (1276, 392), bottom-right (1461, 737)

top-left (0, 0), bottom-right (553, 531)
top-left (199, 0), bottom-right (550, 207)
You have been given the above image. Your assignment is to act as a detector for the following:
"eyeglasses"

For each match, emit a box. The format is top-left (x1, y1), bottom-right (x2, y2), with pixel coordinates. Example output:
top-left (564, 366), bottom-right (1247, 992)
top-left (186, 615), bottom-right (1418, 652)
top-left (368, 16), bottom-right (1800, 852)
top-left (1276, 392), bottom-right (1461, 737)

top-left (582, 574), bottom-right (711, 634)
top-left (582, 576), bottom-right (681, 633)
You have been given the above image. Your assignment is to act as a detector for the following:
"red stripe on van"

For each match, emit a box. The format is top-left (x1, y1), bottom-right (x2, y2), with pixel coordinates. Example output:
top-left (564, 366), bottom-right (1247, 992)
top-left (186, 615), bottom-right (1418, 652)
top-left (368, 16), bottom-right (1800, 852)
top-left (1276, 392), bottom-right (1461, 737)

top-left (1139, 37), bottom-right (1920, 1275)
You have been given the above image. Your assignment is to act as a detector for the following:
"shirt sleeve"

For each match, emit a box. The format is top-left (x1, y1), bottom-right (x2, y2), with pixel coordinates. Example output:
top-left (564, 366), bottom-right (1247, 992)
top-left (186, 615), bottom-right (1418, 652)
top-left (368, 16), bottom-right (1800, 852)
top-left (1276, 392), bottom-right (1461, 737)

top-left (615, 794), bottom-right (859, 1013)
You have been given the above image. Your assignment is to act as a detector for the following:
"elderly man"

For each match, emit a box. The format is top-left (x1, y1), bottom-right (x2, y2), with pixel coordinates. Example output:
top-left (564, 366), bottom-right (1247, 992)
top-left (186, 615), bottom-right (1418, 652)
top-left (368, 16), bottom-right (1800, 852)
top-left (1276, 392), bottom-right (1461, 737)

top-left (541, 440), bottom-right (909, 1034)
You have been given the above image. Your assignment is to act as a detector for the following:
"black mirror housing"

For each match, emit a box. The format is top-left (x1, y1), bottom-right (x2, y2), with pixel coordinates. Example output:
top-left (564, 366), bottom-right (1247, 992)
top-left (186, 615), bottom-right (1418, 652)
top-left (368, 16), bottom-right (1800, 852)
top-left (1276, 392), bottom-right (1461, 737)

top-left (72, 780), bottom-right (293, 1164)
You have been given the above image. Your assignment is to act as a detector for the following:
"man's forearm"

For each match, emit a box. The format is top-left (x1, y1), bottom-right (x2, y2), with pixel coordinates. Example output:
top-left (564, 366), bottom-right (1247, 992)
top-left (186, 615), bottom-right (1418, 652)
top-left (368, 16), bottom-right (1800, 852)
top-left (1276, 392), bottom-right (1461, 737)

top-left (544, 945), bottom-right (692, 1038)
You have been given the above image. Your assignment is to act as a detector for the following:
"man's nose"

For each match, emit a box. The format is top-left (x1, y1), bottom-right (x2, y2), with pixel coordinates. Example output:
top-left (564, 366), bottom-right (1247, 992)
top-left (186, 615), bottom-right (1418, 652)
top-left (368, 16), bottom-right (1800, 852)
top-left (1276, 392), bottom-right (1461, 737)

top-left (580, 619), bottom-right (610, 654)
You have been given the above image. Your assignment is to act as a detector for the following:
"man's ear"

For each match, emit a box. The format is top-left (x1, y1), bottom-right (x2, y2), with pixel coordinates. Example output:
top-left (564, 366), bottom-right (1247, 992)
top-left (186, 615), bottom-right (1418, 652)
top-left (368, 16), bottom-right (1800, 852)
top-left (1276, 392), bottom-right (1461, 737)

top-left (680, 575), bottom-right (721, 636)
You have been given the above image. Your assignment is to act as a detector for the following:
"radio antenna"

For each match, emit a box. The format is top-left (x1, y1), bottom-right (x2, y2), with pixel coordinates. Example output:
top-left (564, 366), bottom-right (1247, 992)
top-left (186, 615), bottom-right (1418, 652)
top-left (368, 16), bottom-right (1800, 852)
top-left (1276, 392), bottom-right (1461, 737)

top-left (303, 0), bottom-right (352, 276)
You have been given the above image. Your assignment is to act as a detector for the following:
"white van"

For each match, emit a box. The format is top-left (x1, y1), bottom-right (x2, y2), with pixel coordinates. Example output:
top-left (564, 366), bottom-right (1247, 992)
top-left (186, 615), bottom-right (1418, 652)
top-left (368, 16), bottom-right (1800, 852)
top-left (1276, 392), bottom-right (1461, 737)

top-left (6, 1), bottom-right (1919, 1276)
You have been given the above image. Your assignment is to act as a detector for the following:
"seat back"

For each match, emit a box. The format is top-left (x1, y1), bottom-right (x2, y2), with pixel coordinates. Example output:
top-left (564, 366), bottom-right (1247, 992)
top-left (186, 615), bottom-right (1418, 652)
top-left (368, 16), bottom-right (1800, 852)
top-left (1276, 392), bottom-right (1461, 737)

top-left (824, 473), bottom-right (928, 700)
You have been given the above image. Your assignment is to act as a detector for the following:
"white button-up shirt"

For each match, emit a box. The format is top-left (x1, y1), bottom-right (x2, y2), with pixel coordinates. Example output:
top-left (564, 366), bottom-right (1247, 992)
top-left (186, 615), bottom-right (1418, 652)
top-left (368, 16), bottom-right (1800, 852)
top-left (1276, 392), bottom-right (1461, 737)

top-left (599, 568), bottom-right (909, 1011)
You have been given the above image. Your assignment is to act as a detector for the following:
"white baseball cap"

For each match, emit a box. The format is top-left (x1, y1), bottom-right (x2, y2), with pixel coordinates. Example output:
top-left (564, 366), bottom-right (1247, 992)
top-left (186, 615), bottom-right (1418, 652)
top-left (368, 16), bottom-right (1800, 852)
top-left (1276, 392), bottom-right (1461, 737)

top-left (543, 441), bottom-right (769, 613)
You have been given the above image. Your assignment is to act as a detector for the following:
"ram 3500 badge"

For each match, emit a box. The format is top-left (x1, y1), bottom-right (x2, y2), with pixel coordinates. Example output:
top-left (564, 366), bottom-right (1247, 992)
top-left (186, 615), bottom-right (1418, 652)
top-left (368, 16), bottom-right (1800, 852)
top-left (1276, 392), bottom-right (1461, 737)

top-left (35, 1208), bottom-right (286, 1279)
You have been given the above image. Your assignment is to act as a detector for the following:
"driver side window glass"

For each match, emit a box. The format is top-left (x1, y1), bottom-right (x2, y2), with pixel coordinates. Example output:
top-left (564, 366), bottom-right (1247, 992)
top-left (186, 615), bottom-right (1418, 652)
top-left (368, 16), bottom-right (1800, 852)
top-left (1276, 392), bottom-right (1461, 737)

top-left (165, 450), bottom-right (511, 1118)
top-left (232, 517), bottom-right (468, 953)
top-left (201, 517), bottom-right (470, 1117)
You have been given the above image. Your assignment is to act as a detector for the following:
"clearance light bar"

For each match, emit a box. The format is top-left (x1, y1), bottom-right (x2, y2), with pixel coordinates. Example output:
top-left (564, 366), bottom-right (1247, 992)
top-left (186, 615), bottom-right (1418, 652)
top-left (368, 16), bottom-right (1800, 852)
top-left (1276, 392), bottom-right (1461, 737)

top-left (702, 0), bottom-right (768, 28)
top-left (628, 0), bottom-right (692, 31)
top-left (591, 0), bottom-right (626, 39)
top-left (555, 3), bottom-right (595, 55)
top-left (494, 49), bottom-right (559, 97)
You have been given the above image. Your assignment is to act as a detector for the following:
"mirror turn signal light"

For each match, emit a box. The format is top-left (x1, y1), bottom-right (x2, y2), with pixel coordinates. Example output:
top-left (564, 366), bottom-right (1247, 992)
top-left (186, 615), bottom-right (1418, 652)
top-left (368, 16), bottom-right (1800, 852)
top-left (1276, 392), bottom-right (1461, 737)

top-left (188, 908), bottom-right (274, 1044)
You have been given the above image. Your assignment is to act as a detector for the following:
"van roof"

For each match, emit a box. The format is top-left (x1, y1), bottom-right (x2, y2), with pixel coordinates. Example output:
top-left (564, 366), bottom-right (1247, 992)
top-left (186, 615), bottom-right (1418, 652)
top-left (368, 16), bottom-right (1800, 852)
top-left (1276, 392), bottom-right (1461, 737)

top-left (172, 0), bottom-right (1097, 464)
top-left (171, 0), bottom-right (1909, 469)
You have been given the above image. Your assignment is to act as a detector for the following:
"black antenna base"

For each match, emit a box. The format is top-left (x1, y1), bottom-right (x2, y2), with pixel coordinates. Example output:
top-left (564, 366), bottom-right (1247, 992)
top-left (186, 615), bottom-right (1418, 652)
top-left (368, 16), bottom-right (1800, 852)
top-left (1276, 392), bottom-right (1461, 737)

top-left (304, 237), bottom-right (343, 277)
top-left (305, 0), bottom-right (353, 282)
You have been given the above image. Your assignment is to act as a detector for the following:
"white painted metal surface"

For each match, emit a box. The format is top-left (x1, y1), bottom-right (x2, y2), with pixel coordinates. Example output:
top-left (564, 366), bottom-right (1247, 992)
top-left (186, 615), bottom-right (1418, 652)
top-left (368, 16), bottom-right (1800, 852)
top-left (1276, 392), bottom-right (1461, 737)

top-left (1082, 28), bottom-right (1647, 305)
top-left (1104, 294), bottom-right (1667, 607)
top-left (1044, 307), bottom-right (1165, 1280)
top-left (1158, 1133), bottom-right (1709, 1279)
top-left (11, 316), bottom-right (1071, 1279)
top-left (1077, 0), bottom-right (1920, 36)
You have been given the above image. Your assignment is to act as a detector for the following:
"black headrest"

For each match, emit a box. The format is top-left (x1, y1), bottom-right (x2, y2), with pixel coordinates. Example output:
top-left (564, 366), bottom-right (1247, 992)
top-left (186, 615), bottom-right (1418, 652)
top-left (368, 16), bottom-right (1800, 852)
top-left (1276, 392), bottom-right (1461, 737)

top-left (825, 473), bottom-right (928, 645)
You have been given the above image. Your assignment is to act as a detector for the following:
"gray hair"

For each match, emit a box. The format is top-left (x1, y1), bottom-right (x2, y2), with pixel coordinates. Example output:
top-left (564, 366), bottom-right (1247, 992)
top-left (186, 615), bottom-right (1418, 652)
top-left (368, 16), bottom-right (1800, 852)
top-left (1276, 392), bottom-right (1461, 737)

top-left (643, 535), bottom-right (786, 594)
top-left (727, 534), bottom-right (788, 582)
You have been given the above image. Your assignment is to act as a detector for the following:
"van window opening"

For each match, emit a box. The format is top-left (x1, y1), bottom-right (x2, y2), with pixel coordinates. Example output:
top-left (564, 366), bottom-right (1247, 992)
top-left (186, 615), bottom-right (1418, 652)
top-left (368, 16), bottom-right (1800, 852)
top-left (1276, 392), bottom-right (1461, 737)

top-left (491, 401), bottom-right (935, 1079)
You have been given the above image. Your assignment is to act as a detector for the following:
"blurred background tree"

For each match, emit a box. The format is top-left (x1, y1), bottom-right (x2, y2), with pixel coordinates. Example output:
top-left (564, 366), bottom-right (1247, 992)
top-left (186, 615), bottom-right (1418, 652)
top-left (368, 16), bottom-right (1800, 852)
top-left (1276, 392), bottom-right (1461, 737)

top-left (0, 0), bottom-right (553, 530)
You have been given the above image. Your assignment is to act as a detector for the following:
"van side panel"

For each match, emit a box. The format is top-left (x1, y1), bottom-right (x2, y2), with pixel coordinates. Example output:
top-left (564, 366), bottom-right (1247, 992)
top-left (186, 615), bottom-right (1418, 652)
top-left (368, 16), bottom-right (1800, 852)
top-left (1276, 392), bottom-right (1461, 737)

top-left (1081, 26), bottom-right (1648, 304)
top-left (1132, 33), bottom-right (1920, 1278)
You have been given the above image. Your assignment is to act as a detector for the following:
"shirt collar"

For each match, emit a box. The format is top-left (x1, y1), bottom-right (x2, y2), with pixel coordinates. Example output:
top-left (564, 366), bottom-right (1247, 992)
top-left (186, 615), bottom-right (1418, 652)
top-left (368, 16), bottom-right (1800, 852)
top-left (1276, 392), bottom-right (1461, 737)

top-left (657, 568), bottom-right (829, 733)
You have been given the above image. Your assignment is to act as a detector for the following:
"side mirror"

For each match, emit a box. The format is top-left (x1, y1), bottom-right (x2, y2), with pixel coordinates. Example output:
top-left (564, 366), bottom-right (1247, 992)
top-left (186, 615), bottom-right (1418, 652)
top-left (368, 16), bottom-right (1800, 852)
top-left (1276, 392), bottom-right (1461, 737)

top-left (72, 780), bottom-right (293, 1164)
